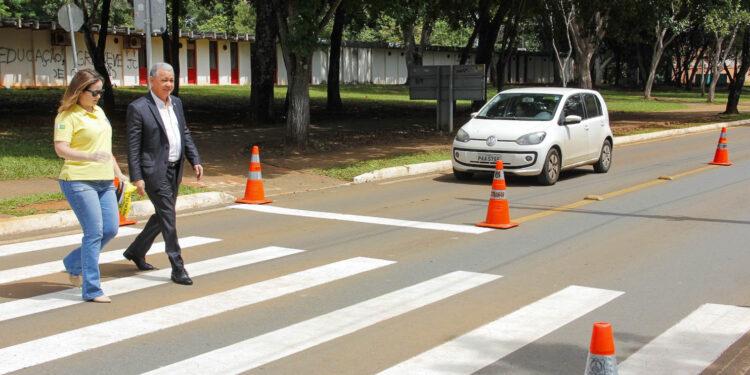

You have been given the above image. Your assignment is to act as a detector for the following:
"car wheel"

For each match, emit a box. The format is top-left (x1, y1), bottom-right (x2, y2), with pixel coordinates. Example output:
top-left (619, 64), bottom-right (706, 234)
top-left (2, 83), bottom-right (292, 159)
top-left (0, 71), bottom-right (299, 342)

top-left (593, 140), bottom-right (612, 173)
top-left (537, 148), bottom-right (561, 185)
top-left (453, 168), bottom-right (473, 180)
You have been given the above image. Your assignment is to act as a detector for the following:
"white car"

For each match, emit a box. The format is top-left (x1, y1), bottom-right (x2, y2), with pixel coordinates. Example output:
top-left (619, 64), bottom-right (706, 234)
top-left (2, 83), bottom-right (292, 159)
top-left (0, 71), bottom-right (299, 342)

top-left (452, 87), bottom-right (613, 185)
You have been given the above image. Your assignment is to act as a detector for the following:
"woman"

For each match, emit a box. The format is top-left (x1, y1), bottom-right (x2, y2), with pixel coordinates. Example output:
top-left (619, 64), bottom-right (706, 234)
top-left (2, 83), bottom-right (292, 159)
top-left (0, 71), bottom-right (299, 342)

top-left (53, 69), bottom-right (127, 303)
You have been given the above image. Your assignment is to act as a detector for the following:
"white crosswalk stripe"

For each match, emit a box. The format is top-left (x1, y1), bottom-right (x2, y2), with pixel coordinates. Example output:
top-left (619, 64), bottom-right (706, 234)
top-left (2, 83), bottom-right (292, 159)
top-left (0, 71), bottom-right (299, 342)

top-left (3, 232), bottom-right (750, 374)
top-left (378, 285), bottom-right (624, 375)
top-left (0, 246), bottom-right (303, 322)
top-left (0, 257), bottom-right (394, 374)
top-left (0, 227), bottom-right (141, 257)
top-left (230, 204), bottom-right (494, 234)
top-left (619, 303), bottom-right (750, 375)
top-left (143, 271), bottom-right (501, 375)
top-left (0, 236), bottom-right (219, 285)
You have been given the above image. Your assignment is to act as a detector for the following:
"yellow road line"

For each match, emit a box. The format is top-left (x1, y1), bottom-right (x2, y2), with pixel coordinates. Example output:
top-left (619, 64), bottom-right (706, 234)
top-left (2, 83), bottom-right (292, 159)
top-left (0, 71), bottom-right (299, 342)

top-left (513, 165), bottom-right (720, 223)
top-left (516, 199), bottom-right (594, 223)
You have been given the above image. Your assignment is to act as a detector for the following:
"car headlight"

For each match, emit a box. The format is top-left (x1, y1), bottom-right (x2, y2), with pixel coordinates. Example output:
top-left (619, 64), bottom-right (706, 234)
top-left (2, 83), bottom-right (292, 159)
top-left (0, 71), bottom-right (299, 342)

top-left (516, 131), bottom-right (546, 145)
top-left (455, 128), bottom-right (470, 142)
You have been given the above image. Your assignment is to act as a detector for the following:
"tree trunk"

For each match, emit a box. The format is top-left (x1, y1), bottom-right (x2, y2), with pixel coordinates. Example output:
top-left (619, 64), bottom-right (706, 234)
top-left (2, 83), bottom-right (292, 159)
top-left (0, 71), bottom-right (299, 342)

top-left (708, 43), bottom-right (722, 103)
top-left (171, 0), bottom-right (181, 96)
top-left (402, 23), bottom-right (418, 79)
top-left (644, 48), bottom-right (664, 99)
top-left (709, 27), bottom-right (739, 103)
top-left (327, 4), bottom-right (345, 111)
top-left (78, 0), bottom-right (114, 114)
top-left (644, 24), bottom-right (677, 99)
top-left (472, 0), bottom-right (504, 109)
top-left (286, 57), bottom-right (312, 149)
top-left (250, 0), bottom-right (278, 124)
top-left (459, 26), bottom-right (478, 65)
top-left (569, 9), bottom-right (605, 89)
top-left (725, 28), bottom-right (749, 114)
top-left (687, 45), bottom-right (706, 91)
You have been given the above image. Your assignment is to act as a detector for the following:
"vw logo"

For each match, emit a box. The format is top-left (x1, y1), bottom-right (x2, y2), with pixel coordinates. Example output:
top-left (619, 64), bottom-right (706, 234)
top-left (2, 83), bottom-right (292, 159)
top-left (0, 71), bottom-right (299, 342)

top-left (486, 136), bottom-right (497, 146)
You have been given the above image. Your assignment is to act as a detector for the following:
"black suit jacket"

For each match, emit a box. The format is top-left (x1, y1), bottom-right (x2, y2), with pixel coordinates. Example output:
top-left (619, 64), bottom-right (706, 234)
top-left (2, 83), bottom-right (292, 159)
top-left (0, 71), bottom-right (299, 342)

top-left (126, 93), bottom-right (201, 191)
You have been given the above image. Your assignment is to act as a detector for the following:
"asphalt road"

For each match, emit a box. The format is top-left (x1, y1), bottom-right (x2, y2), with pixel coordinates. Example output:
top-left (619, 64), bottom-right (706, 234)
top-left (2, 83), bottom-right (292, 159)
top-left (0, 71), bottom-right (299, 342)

top-left (1, 126), bottom-right (749, 374)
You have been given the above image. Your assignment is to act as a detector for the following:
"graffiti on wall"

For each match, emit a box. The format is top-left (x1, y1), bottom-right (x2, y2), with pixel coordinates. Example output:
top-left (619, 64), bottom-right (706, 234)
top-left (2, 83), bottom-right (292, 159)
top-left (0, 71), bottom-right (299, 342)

top-left (0, 46), bottom-right (138, 83)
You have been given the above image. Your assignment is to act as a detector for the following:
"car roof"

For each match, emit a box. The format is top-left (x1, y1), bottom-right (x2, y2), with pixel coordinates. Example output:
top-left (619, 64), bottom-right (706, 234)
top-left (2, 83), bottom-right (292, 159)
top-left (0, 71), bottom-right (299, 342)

top-left (498, 87), bottom-right (600, 96)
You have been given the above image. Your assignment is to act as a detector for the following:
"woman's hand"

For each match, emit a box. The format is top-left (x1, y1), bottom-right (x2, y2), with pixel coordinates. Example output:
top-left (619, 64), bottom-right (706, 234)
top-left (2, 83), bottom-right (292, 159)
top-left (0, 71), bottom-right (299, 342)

top-left (89, 151), bottom-right (112, 162)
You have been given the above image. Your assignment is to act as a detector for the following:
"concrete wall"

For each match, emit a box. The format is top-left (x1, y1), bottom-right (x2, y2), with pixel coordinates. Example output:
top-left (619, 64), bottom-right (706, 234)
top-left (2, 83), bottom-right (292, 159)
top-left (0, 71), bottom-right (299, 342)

top-left (2, 26), bottom-right (565, 88)
top-left (0, 27), bottom-right (251, 87)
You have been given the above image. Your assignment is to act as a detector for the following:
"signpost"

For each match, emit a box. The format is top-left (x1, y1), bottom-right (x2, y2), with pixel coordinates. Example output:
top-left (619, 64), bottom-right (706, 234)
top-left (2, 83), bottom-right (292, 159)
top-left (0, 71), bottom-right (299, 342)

top-left (57, 3), bottom-right (84, 74)
top-left (408, 65), bottom-right (486, 132)
top-left (134, 0), bottom-right (166, 88)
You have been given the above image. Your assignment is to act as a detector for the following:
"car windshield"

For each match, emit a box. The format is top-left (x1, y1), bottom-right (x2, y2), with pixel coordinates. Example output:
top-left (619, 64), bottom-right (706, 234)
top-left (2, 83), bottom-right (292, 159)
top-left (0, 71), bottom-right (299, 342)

top-left (476, 93), bottom-right (563, 121)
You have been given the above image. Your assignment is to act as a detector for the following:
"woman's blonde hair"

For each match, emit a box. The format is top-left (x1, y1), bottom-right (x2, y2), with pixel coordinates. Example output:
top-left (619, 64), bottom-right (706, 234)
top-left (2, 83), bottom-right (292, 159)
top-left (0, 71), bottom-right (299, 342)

top-left (57, 69), bottom-right (104, 113)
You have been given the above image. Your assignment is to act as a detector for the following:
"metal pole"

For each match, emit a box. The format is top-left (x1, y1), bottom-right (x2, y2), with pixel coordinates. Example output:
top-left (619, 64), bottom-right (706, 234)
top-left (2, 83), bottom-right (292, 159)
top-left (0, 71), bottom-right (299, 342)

top-left (145, 0), bottom-right (152, 90)
top-left (436, 68), bottom-right (440, 131)
top-left (66, 4), bottom-right (79, 74)
top-left (449, 66), bottom-right (454, 133)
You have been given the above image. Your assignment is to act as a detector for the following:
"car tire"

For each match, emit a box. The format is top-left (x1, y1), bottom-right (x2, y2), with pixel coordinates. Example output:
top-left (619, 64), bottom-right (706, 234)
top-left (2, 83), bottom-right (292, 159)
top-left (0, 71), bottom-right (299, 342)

top-left (537, 148), bottom-right (561, 185)
top-left (453, 168), bottom-right (473, 180)
top-left (593, 140), bottom-right (612, 173)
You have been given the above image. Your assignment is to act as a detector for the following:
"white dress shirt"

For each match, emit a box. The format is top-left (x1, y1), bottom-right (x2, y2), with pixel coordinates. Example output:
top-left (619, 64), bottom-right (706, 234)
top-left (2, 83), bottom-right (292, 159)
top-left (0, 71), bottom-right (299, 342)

top-left (150, 91), bottom-right (182, 162)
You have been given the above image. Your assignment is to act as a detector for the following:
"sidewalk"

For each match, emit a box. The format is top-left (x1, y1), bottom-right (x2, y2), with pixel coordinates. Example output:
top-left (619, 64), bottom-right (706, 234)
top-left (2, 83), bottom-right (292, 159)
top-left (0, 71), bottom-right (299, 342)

top-left (1, 116), bottom-right (748, 239)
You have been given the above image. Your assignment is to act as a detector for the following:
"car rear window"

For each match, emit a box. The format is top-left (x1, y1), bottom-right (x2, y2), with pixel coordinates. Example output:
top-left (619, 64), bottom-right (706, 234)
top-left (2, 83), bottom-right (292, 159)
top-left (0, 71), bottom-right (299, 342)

top-left (583, 94), bottom-right (602, 118)
top-left (478, 93), bottom-right (562, 121)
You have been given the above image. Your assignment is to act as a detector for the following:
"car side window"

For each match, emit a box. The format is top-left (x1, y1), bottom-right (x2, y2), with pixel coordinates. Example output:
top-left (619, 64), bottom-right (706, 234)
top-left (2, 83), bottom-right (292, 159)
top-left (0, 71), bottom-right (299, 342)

top-left (563, 94), bottom-right (585, 119)
top-left (583, 94), bottom-right (601, 118)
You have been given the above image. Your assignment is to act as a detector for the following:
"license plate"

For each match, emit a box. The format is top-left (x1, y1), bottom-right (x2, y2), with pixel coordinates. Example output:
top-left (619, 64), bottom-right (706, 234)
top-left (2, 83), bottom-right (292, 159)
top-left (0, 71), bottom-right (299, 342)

top-left (476, 153), bottom-right (503, 163)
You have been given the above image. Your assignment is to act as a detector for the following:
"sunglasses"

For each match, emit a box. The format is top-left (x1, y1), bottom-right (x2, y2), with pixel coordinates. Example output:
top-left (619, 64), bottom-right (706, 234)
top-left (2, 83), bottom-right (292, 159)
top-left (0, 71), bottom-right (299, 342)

top-left (85, 89), bottom-right (105, 97)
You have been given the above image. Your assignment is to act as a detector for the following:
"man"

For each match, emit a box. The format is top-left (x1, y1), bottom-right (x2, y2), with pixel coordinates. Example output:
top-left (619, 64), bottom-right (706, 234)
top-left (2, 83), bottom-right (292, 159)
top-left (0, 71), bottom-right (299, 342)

top-left (123, 62), bottom-right (203, 285)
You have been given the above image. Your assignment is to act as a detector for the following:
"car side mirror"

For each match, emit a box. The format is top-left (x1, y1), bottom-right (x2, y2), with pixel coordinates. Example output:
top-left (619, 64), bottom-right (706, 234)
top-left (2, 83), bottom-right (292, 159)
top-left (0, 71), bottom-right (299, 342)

top-left (470, 112), bottom-right (478, 118)
top-left (563, 115), bottom-right (582, 125)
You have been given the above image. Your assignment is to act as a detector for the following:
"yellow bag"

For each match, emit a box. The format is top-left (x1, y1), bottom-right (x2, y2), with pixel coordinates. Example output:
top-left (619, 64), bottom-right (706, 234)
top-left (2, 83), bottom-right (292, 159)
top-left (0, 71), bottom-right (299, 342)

top-left (115, 180), bottom-right (138, 217)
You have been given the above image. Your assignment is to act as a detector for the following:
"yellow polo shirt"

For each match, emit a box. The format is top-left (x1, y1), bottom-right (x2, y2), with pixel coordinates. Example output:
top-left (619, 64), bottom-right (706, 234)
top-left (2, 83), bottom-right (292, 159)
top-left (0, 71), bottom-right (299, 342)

top-left (54, 104), bottom-right (114, 181)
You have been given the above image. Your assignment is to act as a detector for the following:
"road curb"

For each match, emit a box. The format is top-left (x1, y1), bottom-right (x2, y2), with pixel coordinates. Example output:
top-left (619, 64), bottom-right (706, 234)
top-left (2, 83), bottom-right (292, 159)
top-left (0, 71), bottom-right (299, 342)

top-left (0, 192), bottom-right (235, 237)
top-left (352, 160), bottom-right (452, 183)
top-left (353, 119), bottom-right (750, 184)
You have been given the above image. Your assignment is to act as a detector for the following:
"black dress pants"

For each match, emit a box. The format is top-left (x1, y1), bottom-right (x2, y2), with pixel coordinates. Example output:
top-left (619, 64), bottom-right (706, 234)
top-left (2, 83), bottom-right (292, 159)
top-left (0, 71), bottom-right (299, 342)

top-left (125, 165), bottom-right (185, 270)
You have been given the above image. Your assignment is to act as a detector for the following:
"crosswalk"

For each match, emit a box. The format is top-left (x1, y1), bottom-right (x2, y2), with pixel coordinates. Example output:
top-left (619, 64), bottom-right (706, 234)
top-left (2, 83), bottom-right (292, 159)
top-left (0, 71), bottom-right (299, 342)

top-left (2, 229), bottom-right (749, 374)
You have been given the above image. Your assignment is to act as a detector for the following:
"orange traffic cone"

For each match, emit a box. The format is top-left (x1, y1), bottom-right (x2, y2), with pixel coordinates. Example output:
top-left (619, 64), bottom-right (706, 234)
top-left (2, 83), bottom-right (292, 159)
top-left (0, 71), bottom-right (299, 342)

top-left (709, 127), bottom-right (732, 166)
top-left (476, 161), bottom-right (518, 229)
top-left (236, 146), bottom-right (273, 205)
top-left (114, 177), bottom-right (136, 226)
top-left (584, 322), bottom-right (617, 375)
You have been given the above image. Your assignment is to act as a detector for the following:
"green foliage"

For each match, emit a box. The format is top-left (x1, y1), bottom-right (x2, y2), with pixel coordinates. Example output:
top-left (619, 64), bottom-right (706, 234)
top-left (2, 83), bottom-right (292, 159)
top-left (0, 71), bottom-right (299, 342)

top-left (429, 19), bottom-right (473, 47)
top-left (346, 14), bottom-right (401, 43)
top-left (233, 1), bottom-right (255, 34)
top-left (702, 0), bottom-right (750, 35)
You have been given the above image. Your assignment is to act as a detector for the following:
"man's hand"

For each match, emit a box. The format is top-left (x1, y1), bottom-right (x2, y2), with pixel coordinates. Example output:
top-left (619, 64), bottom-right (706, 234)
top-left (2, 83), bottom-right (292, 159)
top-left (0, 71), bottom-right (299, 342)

top-left (133, 180), bottom-right (146, 196)
top-left (194, 164), bottom-right (203, 181)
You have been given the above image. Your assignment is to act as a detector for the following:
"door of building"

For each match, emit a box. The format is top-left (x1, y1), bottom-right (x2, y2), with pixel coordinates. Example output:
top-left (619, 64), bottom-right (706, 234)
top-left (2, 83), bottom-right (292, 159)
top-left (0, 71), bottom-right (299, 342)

top-left (209, 41), bottom-right (218, 84)
top-left (187, 40), bottom-right (197, 84)
top-left (138, 47), bottom-right (147, 85)
top-left (230, 42), bottom-right (239, 84)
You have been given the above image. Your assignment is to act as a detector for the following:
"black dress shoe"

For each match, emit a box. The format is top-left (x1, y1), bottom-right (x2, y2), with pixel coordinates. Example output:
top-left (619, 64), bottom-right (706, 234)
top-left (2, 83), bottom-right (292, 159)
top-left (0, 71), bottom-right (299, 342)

top-left (123, 251), bottom-right (155, 271)
top-left (171, 269), bottom-right (193, 285)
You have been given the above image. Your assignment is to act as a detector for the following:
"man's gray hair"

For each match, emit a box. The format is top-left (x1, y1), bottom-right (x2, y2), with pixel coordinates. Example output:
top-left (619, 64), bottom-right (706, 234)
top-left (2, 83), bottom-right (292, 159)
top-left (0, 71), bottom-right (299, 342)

top-left (149, 62), bottom-right (174, 78)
